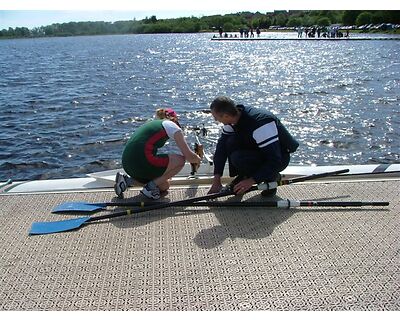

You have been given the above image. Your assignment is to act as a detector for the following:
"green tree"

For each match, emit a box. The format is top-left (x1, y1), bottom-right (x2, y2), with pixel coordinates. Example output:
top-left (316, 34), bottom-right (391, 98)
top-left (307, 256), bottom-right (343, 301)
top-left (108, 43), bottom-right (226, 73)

top-left (143, 15), bottom-right (158, 24)
top-left (356, 12), bottom-right (372, 26)
top-left (274, 13), bottom-right (288, 26)
top-left (317, 17), bottom-right (331, 26)
top-left (371, 11), bottom-right (384, 24)
top-left (287, 17), bottom-right (303, 27)
top-left (223, 22), bottom-right (234, 32)
top-left (113, 21), bottom-right (131, 34)
top-left (381, 11), bottom-right (400, 24)
top-left (343, 11), bottom-right (361, 25)
top-left (3, 10), bottom-right (400, 39)
top-left (14, 27), bottom-right (30, 37)
top-left (43, 24), bottom-right (58, 36)
top-left (302, 16), bottom-right (315, 27)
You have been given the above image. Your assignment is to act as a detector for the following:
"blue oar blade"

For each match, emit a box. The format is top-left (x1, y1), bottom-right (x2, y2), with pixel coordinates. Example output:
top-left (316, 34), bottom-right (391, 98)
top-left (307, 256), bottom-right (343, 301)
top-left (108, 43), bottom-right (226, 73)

top-left (29, 216), bottom-right (91, 235)
top-left (52, 202), bottom-right (106, 213)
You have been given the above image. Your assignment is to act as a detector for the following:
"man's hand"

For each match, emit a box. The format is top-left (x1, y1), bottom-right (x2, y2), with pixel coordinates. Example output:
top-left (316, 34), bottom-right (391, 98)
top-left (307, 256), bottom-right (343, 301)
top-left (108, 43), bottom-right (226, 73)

top-left (233, 177), bottom-right (256, 194)
top-left (207, 175), bottom-right (223, 194)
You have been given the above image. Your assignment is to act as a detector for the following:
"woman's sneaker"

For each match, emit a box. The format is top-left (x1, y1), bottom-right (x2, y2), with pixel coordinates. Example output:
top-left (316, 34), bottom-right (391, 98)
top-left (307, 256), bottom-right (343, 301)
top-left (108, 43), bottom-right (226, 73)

top-left (114, 172), bottom-right (128, 199)
top-left (141, 181), bottom-right (161, 200)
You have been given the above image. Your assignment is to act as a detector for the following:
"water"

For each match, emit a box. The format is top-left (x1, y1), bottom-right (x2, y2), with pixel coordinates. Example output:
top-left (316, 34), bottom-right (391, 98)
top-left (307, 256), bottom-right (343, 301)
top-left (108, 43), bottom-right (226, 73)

top-left (0, 33), bottom-right (399, 181)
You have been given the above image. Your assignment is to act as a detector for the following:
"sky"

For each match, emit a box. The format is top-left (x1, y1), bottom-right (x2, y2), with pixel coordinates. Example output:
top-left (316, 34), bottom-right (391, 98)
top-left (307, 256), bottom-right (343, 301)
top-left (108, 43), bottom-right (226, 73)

top-left (0, 0), bottom-right (398, 30)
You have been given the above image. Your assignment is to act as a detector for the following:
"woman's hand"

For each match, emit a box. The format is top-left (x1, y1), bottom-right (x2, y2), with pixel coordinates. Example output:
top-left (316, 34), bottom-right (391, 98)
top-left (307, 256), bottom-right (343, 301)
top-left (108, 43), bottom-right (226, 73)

top-left (174, 131), bottom-right (202, 166)
top-left (187, 152), bottom-right (201, 165)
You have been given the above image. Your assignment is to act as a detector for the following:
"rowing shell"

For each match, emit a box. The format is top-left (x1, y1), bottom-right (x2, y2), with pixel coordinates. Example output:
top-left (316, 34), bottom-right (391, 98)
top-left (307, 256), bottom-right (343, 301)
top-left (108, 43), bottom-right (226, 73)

top-left (5, 163), bottom-right (400, 194)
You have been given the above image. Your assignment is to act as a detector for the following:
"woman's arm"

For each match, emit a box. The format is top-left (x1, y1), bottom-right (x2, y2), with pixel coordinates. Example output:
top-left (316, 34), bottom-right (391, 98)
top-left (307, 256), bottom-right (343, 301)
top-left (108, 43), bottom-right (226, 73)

top-left (174, 131), bottom-right (201, 164)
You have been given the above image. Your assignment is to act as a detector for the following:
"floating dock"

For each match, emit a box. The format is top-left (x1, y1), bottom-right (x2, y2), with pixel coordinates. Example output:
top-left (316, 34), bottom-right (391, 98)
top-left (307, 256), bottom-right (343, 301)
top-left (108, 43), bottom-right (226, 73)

top-left (211, 37), bottom-right (400, 41)
top-left (0, 175), bottom-right (398, 310)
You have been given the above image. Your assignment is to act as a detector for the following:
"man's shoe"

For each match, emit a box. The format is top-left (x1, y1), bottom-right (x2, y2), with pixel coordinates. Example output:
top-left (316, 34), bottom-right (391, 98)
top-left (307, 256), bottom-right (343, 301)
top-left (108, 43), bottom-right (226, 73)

top-left (261, 188), bottom-right (277, 197)
top-left (114, 172), bottom-right (128, 199)
top-left (140, 181), bottom-right (161, 200)
top-left (260, 173), bottom-right (282, 197)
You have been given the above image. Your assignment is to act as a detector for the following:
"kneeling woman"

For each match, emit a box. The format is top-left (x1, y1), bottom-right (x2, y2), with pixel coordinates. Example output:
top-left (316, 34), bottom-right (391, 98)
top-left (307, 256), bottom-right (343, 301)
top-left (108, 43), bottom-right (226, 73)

top-left (115, 108), bottom-right (201, 199)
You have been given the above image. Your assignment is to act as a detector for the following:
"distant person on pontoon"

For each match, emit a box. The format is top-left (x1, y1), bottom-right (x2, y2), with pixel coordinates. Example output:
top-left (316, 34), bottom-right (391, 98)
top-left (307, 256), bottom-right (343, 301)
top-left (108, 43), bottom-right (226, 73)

top-left (250, 28), bottom-right (254, 37)
top-left (207, 96), bottom-right (299, 196)
top-left (219, 26), bottom-right (223, 37)
top-left (297, 26), bottom-right (303, 38)
top-left (115, 108), bottom-right (201, 199)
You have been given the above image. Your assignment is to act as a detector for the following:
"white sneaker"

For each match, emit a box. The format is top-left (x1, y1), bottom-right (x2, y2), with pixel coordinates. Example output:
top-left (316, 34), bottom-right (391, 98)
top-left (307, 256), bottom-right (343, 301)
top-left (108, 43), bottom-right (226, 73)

top-left (140, 181), bottom-right (161, 200)
top-left (114, 172), bottom-right (127, 199)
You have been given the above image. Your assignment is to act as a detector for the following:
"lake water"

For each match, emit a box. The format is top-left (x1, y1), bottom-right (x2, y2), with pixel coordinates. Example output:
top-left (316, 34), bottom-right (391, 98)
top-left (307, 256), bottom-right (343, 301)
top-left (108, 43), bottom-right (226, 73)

top-left (0, 33), bottom-right (399, 181)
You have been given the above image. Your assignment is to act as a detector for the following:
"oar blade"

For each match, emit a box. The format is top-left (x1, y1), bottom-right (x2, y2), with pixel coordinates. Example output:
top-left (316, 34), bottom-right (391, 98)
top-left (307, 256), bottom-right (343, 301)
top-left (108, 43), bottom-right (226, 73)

top-left (29, 216), bottom-right (91, 235)
top-left (52, 202), bottom-right (106, 213)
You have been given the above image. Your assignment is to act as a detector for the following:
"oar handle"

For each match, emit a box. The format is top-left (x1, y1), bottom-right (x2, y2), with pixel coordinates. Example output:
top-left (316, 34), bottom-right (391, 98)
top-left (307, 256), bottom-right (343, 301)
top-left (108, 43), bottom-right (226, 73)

top-left (299, 201), bottom-right (389, 207)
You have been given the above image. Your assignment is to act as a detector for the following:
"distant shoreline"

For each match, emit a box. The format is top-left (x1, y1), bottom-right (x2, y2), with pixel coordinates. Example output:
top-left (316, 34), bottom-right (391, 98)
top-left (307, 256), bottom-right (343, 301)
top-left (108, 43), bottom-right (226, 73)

top-left (1, 10), bottom-right (399, 39)
top-left (1, 29), bottom-right (399, 41)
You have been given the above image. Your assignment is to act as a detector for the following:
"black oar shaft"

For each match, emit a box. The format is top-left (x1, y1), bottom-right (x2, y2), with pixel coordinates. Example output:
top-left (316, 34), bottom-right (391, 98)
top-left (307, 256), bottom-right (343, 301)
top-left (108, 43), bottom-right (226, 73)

top-left (88, 187), bottom-right (257, 223)
top-left (102, 200), bottom-right (388, 208)
top-left (87, 199), bottom-right (390, 224)
top-left (299, 201), bottom-right (389, 207)
top-left (193, 201), bottom-right (388, 207)
top-left (279, 168), bottom-right (349, 185)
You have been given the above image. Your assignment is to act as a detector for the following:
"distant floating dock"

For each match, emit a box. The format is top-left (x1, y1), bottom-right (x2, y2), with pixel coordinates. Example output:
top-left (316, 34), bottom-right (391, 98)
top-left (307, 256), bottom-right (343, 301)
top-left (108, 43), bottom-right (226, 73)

top-left (211, 37), bottom-right (400, 41)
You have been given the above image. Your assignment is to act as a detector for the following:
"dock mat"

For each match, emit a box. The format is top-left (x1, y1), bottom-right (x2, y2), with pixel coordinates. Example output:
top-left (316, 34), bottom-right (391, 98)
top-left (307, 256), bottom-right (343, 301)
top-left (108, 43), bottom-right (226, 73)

top-left (0, 180), bottom-right (399, 310)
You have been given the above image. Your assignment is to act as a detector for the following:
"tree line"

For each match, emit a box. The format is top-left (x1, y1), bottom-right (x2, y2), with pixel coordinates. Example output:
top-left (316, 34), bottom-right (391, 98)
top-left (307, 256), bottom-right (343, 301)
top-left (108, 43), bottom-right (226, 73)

top-left (1, 10), bottom-right (399, 39)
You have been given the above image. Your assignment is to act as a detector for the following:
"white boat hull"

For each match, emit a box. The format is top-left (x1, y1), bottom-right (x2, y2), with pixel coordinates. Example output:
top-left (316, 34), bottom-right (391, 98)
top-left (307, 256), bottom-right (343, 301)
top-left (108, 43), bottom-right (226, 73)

top-left (4, 163), bottom-right (400, 194)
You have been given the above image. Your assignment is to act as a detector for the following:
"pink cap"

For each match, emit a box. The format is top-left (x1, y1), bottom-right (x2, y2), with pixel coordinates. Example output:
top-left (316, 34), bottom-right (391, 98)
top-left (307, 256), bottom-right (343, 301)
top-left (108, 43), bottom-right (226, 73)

top-left (165, 108), bottom-right (178, 118)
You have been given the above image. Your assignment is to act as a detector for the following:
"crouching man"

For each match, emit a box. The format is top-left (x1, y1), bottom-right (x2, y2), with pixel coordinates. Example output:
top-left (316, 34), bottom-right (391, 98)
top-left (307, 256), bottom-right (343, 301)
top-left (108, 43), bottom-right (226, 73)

top-left (208, 96), bottom-right (299, 196)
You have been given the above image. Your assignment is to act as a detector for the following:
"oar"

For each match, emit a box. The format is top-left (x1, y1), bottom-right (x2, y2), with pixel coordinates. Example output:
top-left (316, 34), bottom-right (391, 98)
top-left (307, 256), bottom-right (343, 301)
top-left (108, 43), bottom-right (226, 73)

top-left (31, 194), bottom-right (389, 236)
top-left (30, 186), bottom-right (250, 235)
top-left (52, 168), bottom-right (350, 213)
top-left (55, 200), bottom-right (390, 211)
